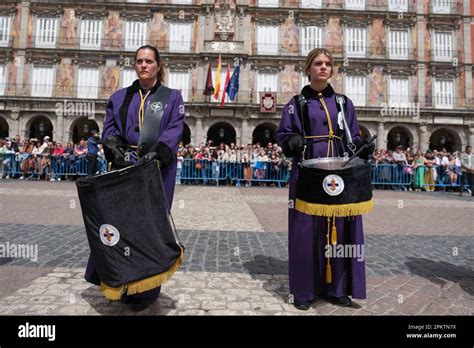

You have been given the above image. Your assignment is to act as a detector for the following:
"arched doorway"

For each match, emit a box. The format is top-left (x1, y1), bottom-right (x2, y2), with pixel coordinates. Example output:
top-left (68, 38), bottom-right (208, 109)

top-left (386, 126), bottom-right (411, 151)
top-left (181, 123), bottom-right (191, 146)
top-left (252, 123), bottom-right (277, 147)
top-left (0, 117), bottom-right (9, 138)
top-left (359, 125), bottom-right (371, 141)
top-left (429, 128), bottom-right (461, 153)
top-left (207, 122), bottom-right (236, 146)
top-left (29, 116), bottom-right (53, 141)
top-left (72, 117), bottom-right (99, 144)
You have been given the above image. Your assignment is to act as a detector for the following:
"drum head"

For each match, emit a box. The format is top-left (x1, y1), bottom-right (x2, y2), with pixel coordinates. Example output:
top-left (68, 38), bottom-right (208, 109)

top-left (301, 157), bottom-right (365, 170)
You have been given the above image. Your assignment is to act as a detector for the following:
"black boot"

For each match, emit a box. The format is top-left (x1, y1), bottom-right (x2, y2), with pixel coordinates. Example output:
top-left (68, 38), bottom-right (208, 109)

top-left (293, 299), bottom-right (311, 311)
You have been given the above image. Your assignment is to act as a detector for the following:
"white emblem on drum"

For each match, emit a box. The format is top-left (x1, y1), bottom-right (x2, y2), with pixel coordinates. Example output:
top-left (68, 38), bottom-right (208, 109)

top-left (322, 175), bottom-right (344, 196)
top-left (99, 224), bottom-right (120, 246)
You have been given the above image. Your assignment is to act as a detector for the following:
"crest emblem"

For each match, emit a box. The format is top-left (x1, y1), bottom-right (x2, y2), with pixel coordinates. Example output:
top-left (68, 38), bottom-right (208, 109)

top-left (150, 102), bottom-right (163, 112)
top-left (99, 224), bottom-right (120, 246)
top-left (322, 175), bottom-right (344, 196)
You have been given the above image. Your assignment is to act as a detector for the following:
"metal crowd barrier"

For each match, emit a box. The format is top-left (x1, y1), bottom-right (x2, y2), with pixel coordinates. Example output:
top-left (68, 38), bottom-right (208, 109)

top-left (0, 153), bottom-right (107, 180)
top-left (0, 155), bottom-right (470, 191)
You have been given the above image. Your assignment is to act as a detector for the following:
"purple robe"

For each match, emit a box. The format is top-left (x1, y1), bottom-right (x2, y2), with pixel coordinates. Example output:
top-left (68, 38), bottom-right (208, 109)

top-left (274, 84), bottom-right (366, 301)
top-left (85, 82), bottom-right (185, 299)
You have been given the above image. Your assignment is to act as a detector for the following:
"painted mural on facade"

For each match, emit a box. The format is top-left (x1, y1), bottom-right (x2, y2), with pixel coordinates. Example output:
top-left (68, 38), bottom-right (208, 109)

top-left (59, 9), bottom-right (77, 47)
top-left (281, 16), bottom-right (299, 53)
top-left (149, 13), bottom-right (167, 50)
top-left (55, 58), bottom-right (75, 97)
top-left (324, 17), bottom-right (343, 53)
top-left (104, 11), bottom-right (123, 49)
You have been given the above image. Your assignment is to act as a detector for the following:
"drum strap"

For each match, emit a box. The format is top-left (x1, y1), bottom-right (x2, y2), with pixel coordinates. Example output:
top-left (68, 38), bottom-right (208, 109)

top-left (293, 94), bottom-right (313, 160)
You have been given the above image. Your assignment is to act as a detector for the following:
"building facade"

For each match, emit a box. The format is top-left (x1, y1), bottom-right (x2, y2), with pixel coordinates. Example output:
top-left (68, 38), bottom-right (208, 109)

top-left (0, 0), bottom-right (473, 152)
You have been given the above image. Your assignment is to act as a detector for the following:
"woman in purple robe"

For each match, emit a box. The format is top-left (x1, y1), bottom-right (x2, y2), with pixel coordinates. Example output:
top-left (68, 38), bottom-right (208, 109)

top-left (84, 45), bottom-right (185, 311)
top-left (274, 48), bottom-right (374, 310)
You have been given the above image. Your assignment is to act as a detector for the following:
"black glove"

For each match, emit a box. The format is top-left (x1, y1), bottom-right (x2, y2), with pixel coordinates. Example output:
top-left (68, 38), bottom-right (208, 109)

top-left (353, 139), bottom-right (375, 160)
top-left (137, 151), bottom-right (159, 165)
top-left (283, 134), bottom-right (304, 157)
top-left (103, 135), bottom-right (132, 169)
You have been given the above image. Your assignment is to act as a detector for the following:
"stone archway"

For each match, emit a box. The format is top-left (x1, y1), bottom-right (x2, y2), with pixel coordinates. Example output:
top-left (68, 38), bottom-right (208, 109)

top-left (207, 122), bottom-right (236, 146)
top-left (27, 116), bottom-right (54, 141)
top-left (386, 125), bottom-right (414, 151)
top-left (252, 122), bottom-right (277, 147)
top-left (71, 117), bottom-right (99, 144)
top-left (0, 116), bottom-right (9, 138)
top-left (429, 127), bottom-right (462, 153)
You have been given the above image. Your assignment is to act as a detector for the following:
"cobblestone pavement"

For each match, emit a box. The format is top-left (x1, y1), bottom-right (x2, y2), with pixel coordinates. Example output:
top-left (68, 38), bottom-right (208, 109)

top-left (0, 180), bottom-right (472, 315)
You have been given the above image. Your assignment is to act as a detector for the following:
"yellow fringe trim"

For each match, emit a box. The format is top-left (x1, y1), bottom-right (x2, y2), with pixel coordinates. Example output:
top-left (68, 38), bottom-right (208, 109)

top-left (295, 199), bottom-right (374, 217)
top-left (100, 246), bottom-right (185, 300)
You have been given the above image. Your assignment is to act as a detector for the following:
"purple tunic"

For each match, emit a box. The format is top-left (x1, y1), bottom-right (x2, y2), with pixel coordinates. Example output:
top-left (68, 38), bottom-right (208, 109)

top-left (85, 83), bottom-right (185, 299)
top-left (274, 84), bottom-right (366, 301)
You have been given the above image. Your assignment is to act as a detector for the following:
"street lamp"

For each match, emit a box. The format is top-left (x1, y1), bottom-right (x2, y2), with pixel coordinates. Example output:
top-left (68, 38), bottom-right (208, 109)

top-left (264, 129), bottom-right (270, 139)
top-left (219, 128), bottom-right (224, 138)
top-left (83, 124), bottom-right (89, 134)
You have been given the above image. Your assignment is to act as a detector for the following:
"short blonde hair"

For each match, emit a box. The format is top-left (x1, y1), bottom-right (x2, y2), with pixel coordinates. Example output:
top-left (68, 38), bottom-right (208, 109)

top-left (304, 48), bottom-right (334, 81)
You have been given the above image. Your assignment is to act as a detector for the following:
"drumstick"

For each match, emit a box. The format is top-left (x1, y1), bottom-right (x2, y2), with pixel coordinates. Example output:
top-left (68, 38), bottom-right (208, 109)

top-left (342, 135), bottom-right (377, 167)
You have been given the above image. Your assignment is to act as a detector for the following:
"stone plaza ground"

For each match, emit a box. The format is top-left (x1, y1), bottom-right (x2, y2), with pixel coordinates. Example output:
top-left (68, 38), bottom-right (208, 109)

top-left (0, 180), bottom-right (472, 316)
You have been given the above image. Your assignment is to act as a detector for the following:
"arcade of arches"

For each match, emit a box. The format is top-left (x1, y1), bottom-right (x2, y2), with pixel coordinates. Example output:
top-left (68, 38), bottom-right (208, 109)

top-left (1, 115), bottom-right (471, 153)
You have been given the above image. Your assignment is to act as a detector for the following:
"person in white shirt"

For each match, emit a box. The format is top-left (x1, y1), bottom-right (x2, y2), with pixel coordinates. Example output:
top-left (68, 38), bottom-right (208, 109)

top-left (460, 145), bottom-right (474, 196)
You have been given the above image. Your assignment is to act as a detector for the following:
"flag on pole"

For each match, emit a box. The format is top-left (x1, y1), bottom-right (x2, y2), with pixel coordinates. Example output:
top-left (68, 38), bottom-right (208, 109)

top-left (220, 63), bottom-right (231, 106)
top-left (226, 64), bottom-right (240, 101)
top-left (213, 54), bottom-right (221, 100)
top-left (203, 58), bottom-right (214, 96)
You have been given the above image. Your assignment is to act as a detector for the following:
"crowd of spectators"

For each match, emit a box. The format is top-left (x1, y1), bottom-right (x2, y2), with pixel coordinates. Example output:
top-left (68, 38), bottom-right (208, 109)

top-left (0, 135), bottom-right (471, 193)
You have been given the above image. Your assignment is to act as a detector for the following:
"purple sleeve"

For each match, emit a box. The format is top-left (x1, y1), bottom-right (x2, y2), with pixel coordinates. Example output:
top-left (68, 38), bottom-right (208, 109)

top-left (158, 90), bottom-right (185, 153)
top-left (102, 96), bottom-right (121, 141)
top-left (274, 98), bottom-right (303, 147)
top-left (345, 97), bottom-right (361, 142)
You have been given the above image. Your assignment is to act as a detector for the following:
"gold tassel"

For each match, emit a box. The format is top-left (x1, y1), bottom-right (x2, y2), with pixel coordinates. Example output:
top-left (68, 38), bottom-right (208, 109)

top-left (331, 214), bottom-right (337, 245)
top-left (100, 246), bottom-right (185, 300)
top-left (326, 263), bottom-right (332, 284)
top-left (326, 217), bottom-right (332, 284)
top-left (295, 199), bottom-right (374, 217)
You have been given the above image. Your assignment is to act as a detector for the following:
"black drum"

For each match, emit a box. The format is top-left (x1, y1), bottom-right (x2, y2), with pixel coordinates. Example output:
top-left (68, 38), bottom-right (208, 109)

top-left (295, 157), bottom-right (373, 217)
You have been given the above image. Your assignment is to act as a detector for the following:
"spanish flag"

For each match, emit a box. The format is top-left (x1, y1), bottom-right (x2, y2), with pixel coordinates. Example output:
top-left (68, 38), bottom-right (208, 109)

top-left (220, 62), bottom-right (231, 106)
top-left (213, 54), bottom-right (221, 100)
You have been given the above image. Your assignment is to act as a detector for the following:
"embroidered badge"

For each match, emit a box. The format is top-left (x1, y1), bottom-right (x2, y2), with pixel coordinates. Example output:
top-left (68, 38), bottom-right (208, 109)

top-left (322, 174), bottom-right (344, 196)
top-left (99, 224), bottom-right (120, 246)
top-left (150, 102), bottom-right (163, 112)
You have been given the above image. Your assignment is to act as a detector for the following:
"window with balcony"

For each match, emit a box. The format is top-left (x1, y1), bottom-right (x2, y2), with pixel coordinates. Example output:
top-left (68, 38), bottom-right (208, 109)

top-left (433, 0), bottom-right (450, 14)
top-left (345, 75), bottom-right (366, 106)
top-left (31, 66), bottom-right (54, 97)
top-left (300, 0), bottom-right (322, 8)
top-left (125, 21), bottom-right (147, 51)
top-left (0, 16), bottom-right (11, 47)
top-left (434, 79), bottom-right (453, 109)
top-left (169, 23), bottom-right (192, 53)
top-left (388, 29), bottom-right (408, 59)
top-left (345, 28), bottom-right (366, 58)
top-left (168, 71), bottom-right (190, 102)
top-left (389, 77), bottom-right (409, 106)
top-left (80, 19), bottom-right (102, 49)
top-left (122, 69), bottom-right (137, 88)
top-left (345, 0), bottom-right (365, 10)
top-left (258, 0), bottom-right (279, 7)
top-left (35, 18), bottom-right (58, 48)
top-left (300, 26), bottom-right (322, 56)
top-left (433, 31), bottom-right (453, 62)
top-left (256, 72), bottom-right (278, 103)
top-left (0, 65), bottom-right (6, 95)
top-left (77, 68), bottom-right (99, 99)
top-left (388, 0), bottom-right (408, 12)
top-left (257, 25), bottom-right (279, 55)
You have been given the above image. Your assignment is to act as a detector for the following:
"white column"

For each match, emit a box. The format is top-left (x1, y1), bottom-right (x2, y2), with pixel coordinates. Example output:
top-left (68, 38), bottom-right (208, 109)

top-left (195, 117), bottom-right (203, 145)
top-left (376, 122), bottom-right (385, 149)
